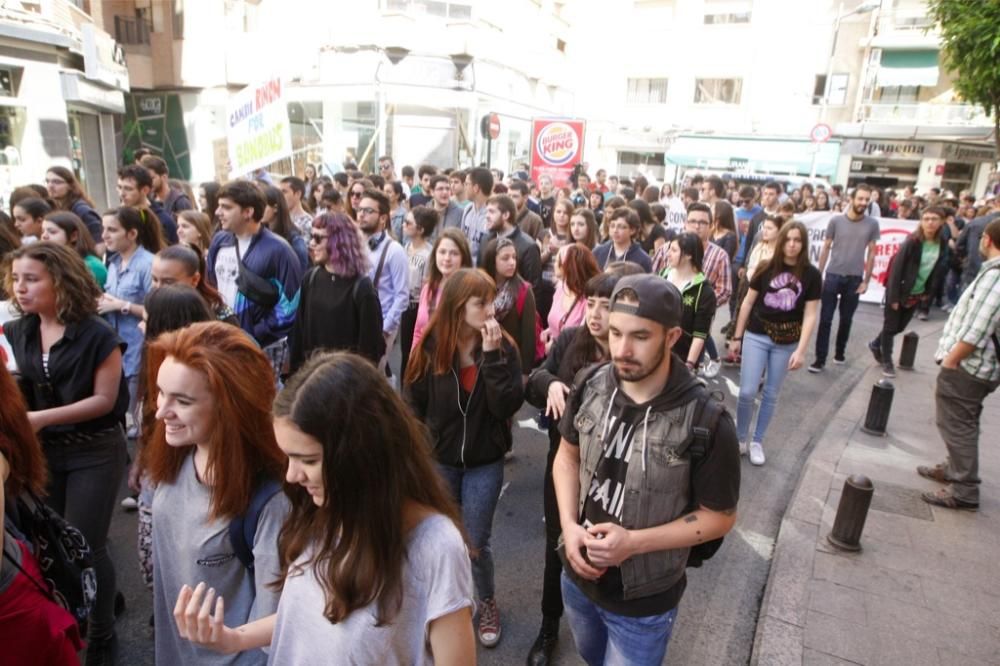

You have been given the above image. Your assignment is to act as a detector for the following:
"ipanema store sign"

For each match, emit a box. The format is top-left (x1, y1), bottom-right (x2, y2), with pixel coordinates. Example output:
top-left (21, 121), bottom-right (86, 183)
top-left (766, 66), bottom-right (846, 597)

top-left (530, 118), bottom-right (586, 189)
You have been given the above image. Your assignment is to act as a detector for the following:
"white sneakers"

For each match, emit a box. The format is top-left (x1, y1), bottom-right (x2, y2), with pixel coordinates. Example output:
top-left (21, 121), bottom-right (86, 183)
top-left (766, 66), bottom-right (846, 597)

top-left (701, 358), bottom-right (721, 379)
top-left (748, 441), bottom-right (766, 466)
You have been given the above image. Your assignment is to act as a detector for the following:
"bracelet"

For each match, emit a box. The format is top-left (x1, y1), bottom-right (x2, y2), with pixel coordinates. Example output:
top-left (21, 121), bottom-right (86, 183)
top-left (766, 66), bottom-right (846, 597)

top-left (732, 336), bottom-right (743, 342)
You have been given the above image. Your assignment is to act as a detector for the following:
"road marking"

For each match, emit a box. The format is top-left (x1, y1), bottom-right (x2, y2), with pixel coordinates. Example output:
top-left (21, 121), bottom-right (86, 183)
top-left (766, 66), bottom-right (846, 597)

top-left (734, 526), bottom-right (775, 560)
top-left (498, 482), bottom-right (510, 500)
top-left (517, 418), bottom-right (547, 434)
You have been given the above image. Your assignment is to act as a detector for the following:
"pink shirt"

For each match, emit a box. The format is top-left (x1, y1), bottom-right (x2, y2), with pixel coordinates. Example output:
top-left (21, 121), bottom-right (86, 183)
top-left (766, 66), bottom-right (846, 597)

top-left (410, 283), bottom-right (437, 351)
top-left (545, 280), bottom-right (586, 341)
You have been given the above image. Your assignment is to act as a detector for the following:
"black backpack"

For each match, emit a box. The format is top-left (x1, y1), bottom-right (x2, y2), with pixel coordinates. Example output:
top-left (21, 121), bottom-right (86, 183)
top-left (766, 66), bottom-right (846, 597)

top-left (4, 491), bottom-right (97, 631)
top-left (680, 388), bottom-right (730, 568)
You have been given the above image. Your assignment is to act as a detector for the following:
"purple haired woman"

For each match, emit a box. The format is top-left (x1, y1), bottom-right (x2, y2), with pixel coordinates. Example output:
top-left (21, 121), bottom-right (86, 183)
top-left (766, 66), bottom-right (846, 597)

top-left (289, 212), bottom-right (383, 370)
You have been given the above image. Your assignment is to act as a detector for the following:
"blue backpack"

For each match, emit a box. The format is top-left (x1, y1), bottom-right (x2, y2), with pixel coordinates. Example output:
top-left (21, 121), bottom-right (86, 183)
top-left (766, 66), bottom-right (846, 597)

top-left (228, 479), bottom-right (283, 585)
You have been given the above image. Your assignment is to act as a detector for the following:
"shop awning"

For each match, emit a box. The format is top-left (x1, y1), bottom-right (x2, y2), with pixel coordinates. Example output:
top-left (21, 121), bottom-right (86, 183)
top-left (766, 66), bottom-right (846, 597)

top-left (876, 50), bottom-right (940, 87)
top-left (665, 135), bottom-right (841, 178)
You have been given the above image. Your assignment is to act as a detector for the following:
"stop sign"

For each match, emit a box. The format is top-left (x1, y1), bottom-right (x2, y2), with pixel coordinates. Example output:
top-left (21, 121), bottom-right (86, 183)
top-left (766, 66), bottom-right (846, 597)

top-left (481, 113), bottom-right (501, 140)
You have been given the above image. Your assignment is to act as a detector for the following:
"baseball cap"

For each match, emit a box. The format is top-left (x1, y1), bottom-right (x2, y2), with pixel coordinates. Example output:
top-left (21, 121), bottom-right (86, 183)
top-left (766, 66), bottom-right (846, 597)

top-left (609, 274), bottom-right (682, 329)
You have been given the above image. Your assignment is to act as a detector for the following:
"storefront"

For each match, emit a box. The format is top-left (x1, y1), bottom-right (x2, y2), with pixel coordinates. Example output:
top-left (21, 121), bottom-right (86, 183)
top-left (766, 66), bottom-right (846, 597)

top-left (838, 138), bottom-right (996, 195)
top-left (664, 135), bottom-right (842, 183)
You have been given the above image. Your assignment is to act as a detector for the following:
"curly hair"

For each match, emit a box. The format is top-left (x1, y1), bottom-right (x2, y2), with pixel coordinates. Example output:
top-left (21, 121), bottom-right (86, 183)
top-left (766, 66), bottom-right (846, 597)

top-left (313, 212), bottom-right (369, 278)
top-left (2, 241), bottom-right (100, 323)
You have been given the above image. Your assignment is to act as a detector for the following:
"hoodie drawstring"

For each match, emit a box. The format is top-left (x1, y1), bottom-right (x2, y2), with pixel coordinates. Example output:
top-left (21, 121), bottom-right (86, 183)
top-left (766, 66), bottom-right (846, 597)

top-left (600, 387), bottom-right (619, 442)
top-left (641, 405), bottom-right (652, 472)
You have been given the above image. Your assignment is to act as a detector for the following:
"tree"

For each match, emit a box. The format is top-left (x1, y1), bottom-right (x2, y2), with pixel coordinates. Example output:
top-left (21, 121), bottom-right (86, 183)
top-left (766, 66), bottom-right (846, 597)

top-left (927, 0), bottom-right (1000, 159)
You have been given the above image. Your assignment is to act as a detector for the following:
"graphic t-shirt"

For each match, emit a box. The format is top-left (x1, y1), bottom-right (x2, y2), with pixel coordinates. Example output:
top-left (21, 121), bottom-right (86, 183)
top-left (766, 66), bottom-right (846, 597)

top-left (911, 240), bottom-right (940, 295)
top-left (747, 264), bottom-right (822, 344)
top-left (214, 235), bottom-right (253, 310)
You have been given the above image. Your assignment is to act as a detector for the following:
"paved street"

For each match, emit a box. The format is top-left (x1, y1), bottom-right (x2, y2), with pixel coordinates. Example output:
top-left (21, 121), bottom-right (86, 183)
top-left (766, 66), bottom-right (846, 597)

top-left (109, 305), bottom-right (888, 665)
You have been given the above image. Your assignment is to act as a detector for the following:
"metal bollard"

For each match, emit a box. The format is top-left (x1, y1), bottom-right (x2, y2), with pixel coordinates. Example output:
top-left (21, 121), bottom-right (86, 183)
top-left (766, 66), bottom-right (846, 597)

top-left (827, 475), bottom-right (874, 552)
top-left (861, 379), bottom-right (894, 436)
top-left (898, 331), bottom-right (919, 370)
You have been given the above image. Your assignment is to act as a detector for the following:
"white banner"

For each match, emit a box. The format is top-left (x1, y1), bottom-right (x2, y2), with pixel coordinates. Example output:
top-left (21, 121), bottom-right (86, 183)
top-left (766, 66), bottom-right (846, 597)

top-left (227, 77), bottom-right (292, 178)
top-left (796, 211), bottom-right (920, 304)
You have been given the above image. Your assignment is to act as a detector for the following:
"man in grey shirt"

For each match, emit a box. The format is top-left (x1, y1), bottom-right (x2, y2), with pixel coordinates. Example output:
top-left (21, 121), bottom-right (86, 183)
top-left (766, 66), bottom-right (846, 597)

top-left (810, 184), bottom-right (881, 372)
top-left (461, 167), bottom-right (493, 267)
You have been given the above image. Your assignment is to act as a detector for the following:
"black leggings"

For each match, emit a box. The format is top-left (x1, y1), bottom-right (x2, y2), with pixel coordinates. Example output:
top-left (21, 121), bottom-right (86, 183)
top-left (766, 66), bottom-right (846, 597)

top-left (43, 428), bottom-right (127, 640)
top-left (876, 302), bottom-right (917, 362)
top-left (541, 425), bottom-right (564, 619)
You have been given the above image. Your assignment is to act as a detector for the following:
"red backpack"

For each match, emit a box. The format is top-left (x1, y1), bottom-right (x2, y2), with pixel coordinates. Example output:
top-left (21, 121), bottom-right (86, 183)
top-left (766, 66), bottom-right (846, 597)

top-left (515, 281), bottom-right (546, 364)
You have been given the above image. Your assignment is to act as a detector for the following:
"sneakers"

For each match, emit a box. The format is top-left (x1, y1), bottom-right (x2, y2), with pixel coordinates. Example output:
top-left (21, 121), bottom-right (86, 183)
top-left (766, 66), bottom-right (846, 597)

top-left (917, 311), bottom-right (929, 321)
top-left (748, 441), bottom-right (766, 466)
top-left (478, 598), bottom-right (502, 648)
top-left (738, 440), bottom-right (748, 456)
top-left (120, 496), bottom-right (138, 511)
top-left (868, 339), bottom-right (883, 364)
top-left (808, 361), bottom-right (825, 374)
top-left (833, 354), bottom-right (846, 365)
top-left (881, 362), bottom-right (896, 378)
top-left (701, 358), bottom-right (721, 379)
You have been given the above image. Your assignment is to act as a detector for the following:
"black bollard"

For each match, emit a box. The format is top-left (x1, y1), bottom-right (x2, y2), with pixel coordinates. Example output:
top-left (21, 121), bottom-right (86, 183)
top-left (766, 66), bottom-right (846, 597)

top-left (828, 475), bottom-right (874, 552)
top-left (861, 379), bottom-right (894, 436)
top-left (898, 331), bottom-right (919, 370)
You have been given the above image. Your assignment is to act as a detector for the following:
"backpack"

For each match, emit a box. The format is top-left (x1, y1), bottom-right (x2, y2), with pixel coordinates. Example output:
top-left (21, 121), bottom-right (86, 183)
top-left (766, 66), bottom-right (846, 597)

top-left (680, 388), bottom-right (729, 567)
top-left (514, 281), bottom-right (546, 364)
top-left (228, 478), bottom-right (283, 586)
top-left (5, 491), bottom-right (97, 631)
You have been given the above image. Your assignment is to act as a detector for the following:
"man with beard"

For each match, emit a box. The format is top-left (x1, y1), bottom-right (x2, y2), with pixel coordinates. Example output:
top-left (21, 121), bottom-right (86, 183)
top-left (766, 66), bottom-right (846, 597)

top-left (553, 274), bottom-right (740, 665)
top-left (429, 174), bottom-right (464, 231)
top-left (810, 184), bottom-right (880, 372)
top-left (479, 194), bottom-right (542, 289)
top-left (357, 188), bottom-right (409, 373)
top-left (510, 180), bottom-right (545, 241)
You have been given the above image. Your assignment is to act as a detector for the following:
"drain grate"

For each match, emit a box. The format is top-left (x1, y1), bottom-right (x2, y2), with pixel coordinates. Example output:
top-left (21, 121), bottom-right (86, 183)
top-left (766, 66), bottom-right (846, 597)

top-left (869, 481), bottom-right (934, 521)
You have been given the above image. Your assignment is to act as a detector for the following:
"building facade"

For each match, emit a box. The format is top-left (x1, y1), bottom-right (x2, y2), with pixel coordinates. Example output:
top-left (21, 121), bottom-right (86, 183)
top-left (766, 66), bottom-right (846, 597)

top-left (0, 0), bottom-right (129, 209)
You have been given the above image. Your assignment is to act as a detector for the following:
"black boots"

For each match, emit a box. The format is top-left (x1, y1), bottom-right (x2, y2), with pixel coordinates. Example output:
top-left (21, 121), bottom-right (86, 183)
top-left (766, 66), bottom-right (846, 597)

top-left (526, 615), bottom-right (559, 665)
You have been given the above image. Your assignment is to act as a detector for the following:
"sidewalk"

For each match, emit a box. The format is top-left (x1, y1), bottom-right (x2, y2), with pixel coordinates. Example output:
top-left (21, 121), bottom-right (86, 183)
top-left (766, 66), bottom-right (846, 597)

top-left (752, 317), bottom-right (1000, 666)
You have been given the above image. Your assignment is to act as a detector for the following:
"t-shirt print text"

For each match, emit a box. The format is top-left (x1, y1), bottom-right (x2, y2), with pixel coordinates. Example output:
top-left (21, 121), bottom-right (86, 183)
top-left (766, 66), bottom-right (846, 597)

top-left (197, 553), bottom-right (236, 567)
top-left (587, 415), bottom-right (636, 522)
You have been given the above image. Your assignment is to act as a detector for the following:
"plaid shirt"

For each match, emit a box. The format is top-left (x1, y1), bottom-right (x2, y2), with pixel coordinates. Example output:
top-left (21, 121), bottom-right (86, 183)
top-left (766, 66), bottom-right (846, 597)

top-left (936, 256), bottom-right (1000, 382)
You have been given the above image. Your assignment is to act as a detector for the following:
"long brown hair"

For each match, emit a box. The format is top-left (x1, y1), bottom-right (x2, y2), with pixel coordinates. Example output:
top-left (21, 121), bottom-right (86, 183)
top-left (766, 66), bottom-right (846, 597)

top-left (759, 220), bottom-right (811, 281)
top-left (2, 242), bottom-right (100, 324)
top-left (426, 228), bottom-right (473, 303)
top-left (560, 243), bottom-right (600, 298)
top-left (0, 365), bottom-right (47, 497)
top-left (273, 352), bottom-right (462, 624)
top-left (141, 322), bottom-right (285, 520)
top-left (405, 268), bottom-right (498, 383)
top-left (46, 166), bottom-right (95, 210)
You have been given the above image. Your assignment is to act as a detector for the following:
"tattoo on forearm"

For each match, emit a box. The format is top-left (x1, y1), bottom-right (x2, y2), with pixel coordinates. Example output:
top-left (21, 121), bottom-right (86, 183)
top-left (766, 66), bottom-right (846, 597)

top-left (684, 514), bottom-right (698, 523)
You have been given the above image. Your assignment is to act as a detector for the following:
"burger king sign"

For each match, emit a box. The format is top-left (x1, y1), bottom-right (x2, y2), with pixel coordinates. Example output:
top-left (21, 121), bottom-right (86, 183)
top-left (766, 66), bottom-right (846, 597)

top-left (530, 118), bottom-right (586, 188)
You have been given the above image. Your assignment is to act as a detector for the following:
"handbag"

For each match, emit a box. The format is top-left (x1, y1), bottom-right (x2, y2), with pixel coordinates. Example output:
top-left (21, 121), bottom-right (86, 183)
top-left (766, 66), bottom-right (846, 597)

top-left (234, 237), bottom-right (280, 308)
top-left (9, 491), bottom-right (97, 631)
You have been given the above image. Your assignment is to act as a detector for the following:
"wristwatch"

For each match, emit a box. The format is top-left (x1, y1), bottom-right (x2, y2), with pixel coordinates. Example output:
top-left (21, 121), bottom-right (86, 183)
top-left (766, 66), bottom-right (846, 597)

top-left (120, 301), bottom-right (131, 315)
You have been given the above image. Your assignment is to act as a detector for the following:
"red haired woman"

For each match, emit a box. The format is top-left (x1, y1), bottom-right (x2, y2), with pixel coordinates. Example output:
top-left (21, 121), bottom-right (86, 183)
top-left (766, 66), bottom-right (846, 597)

top-left (542, 243), bottom-right (600, 352)
top-left (142, 322), bottom-right (289, 664)
top-left (1, 364), bottom-right (84, 664)
top-left (405, 268), bottom-right (524, 649)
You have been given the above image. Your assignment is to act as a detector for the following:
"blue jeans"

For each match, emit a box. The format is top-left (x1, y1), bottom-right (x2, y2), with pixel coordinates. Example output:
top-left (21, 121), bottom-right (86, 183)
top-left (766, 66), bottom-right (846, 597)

top-left (815, 273), bottom-right (863, 364)
top-left (561, 572), bottom-right (679, 666)
top-left (438, 460), bottom-right (504, 600)
top-left (737, 331), bottom-right (796, 443)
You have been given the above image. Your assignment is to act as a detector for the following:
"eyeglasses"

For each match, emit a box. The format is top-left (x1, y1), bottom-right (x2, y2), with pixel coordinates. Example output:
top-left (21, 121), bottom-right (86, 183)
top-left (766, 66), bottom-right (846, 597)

top-left (355, 207), bottom-right (377, 216)
top-left (309, 233), bottom-right (328, 244)
top-left (350, 191), bottom-right (363, 199)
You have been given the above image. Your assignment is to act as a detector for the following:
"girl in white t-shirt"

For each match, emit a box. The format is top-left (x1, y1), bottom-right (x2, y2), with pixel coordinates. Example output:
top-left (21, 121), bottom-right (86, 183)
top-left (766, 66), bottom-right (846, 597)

top-left (175, 352), bottom-right (475, 665)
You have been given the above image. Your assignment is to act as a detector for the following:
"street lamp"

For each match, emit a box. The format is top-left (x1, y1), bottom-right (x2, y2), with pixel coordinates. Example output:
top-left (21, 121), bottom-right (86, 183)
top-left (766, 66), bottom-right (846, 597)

top-left (810, 0), bottom-right (880, 178)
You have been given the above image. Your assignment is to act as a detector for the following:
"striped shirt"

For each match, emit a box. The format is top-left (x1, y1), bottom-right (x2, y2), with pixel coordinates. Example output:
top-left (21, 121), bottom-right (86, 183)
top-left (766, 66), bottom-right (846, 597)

top-left (936, 257), bottom-right (1000, 382)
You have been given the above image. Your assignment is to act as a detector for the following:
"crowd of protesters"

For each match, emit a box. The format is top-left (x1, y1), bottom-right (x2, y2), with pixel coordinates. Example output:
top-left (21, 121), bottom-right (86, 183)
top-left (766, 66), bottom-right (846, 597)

top-left (1, 151), bottom-right (998, 666)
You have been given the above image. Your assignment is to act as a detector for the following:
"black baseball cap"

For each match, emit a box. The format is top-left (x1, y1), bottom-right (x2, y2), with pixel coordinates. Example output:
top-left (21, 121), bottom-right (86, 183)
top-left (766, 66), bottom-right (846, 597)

top-left (609, 274), bottom-right (682, 329)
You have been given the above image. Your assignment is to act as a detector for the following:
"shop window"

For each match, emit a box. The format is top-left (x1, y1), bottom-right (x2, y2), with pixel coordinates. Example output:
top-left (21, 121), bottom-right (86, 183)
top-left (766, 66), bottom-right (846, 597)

top-left (627, 78), bottom-right (668, 105)
top-left (0, 106), bottom-right (26, 166)
top-left (694, 78), bottom-right (742, 104)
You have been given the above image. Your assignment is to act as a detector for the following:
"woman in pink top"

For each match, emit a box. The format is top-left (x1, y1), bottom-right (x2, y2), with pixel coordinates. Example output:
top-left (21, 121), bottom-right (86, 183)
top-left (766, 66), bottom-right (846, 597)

top-left (410, 228), bottom-right (473, 352)
top-left (542, 243), bottom-right (599, 352)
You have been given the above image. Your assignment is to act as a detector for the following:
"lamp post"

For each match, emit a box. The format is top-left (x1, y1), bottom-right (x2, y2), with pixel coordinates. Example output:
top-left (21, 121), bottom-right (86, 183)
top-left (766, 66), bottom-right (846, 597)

top-left (810, 0), bottom-right (880, 179)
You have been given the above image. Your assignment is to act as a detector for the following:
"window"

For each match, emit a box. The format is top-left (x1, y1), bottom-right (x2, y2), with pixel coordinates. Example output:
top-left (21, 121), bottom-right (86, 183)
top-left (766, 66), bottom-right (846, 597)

top-left (694, 78), bottom-right (742, 104)
top-left (627, 78), bottom-right (668, 104)
top-left (382, 0), bottom-right (472, 19)
top-left (172, 0), bottom-right (184, 38)
top-left (877, 85), bottom-right (920, 103)
top-left (812, 73), bottom-right (849, 105)
top-left (0, 69), bottom-right (14, 97)
top-left (556, 38), bottom-right (566, 52)
top-left (704, 11), bottom-right (751, 23)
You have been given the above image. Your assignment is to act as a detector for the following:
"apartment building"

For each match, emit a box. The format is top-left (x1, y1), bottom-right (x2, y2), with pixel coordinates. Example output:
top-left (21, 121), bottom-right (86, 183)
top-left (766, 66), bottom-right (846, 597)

top-left (0, 0), bottom-right (129, 208)
top-left (570, 0), bottom-right (995, 194)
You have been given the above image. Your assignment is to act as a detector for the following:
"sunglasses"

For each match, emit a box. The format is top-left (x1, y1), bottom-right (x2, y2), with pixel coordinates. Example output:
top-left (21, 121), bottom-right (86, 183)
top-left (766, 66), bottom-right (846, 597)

top-left (310, 233), bottom-right (328, 244)
top-left (379, 163), bottom-right (392, 170)
top-left (350, 191), bottom-right (363, 198)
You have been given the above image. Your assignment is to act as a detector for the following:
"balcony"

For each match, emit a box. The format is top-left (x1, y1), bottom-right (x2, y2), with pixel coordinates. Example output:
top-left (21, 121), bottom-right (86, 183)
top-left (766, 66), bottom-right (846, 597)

top-left (869, 7), bottom-right (940, 49)
top-left (114, 15), bottom-right (151, 46)
top-left (859, 102), bottom-right (991, 127)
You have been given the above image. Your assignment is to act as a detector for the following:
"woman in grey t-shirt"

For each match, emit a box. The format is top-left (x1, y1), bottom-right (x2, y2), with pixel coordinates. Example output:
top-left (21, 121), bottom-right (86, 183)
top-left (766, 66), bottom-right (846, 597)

top-left (173, 352), bottom-right (475, 664)
top-left (144, 322), bottom-right (289, 665)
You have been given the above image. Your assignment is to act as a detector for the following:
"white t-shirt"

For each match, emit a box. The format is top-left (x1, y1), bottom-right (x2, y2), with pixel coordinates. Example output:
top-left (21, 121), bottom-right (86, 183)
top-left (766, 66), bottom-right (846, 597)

top-left (268, 514), bottom-right (473, 665)
top-left (215, 234), bottom-right (253, 309)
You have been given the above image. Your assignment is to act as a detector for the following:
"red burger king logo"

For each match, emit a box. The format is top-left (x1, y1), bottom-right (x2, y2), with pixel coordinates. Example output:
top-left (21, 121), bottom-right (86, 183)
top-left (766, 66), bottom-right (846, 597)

top-left (536, 122), bottom-right (580, 167)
